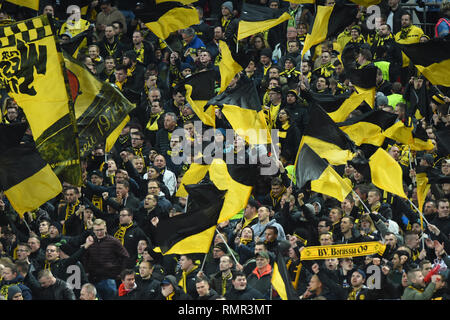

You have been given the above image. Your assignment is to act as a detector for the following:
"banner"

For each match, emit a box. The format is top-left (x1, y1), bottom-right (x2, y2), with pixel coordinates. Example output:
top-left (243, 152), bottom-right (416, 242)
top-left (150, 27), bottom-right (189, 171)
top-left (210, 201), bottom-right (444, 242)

top-left (0, 15), bottom-right (81, 185)
top-left (63, 52), bottom-right (135, 157)
top-left (300, 242), bottom-right (386, 260)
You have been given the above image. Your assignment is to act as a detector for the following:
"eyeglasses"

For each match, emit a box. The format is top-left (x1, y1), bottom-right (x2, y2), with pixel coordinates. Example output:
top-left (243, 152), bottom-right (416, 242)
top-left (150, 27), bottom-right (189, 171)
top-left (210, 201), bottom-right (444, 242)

top-left (119, 214), bottom-right (130, 217)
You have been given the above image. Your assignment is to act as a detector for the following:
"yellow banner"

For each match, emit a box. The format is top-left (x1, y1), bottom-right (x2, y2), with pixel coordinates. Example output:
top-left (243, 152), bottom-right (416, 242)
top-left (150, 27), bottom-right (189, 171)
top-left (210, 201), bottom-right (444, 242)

top-left (300, 242), bottom-right (386, 260)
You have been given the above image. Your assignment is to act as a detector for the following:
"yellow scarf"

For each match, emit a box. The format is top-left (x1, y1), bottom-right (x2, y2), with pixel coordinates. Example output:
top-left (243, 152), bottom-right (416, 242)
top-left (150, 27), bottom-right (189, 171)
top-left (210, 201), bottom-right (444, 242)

top-left (166, 291), bottom-right (175, 300)
top-left (348, 287), bottom-right (364, 300)
top-left (146, 111), bottom-right (164, 131)
top-left (63, 200), bottom-right (79, 235)
top-left (127, 64), bottom-right (136, 77)
top-left (178, 265), bottom-right (198, 293)
top-left (134, 45), bottom-right (145, 64)
top-left (114, 222), bottom-right (133, 245)
top-left (221, 272), bottom-right (232, 296)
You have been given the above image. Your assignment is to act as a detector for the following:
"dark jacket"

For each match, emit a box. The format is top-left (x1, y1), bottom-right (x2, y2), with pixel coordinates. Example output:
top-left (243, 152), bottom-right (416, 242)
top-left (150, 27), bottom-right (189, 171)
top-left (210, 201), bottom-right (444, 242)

top-left (33, 246), bottom-right (87, 282)
top-left (210, 271), bottom-right (233, 297)
top-left (34, 278), bottom-right (76, 300)
top-left (155, 275), bottom-right (193, 300)
top-left (175, 266), bottom-right (200, 299)
top-left (82, 234), bottom-right (130, 282)
top-left (135, 275), bottom-right (161, 300)
top-left (0, 274), bottom-right (33, 300)
top-left (110, 222), bottom-right (150, 268)
top-left (224, 285), bottom-right (265, 300)
top-left (246, 266), bottom-right (273, 299)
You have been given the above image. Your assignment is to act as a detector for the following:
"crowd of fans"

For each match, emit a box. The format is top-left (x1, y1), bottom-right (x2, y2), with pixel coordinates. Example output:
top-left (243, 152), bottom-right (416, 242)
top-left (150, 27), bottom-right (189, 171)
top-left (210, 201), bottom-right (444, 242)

top-left (0, 0), bottom-right (449, 300)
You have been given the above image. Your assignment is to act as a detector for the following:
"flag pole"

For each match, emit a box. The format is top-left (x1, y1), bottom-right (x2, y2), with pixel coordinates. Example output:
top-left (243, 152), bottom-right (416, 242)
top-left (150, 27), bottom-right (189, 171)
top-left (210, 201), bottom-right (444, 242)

top-left (216, 228), bottom-right (240, 266)
top-left (352, 190), bottom-right (371, 214)
top-left (407, 198), bottom-right (429, 225)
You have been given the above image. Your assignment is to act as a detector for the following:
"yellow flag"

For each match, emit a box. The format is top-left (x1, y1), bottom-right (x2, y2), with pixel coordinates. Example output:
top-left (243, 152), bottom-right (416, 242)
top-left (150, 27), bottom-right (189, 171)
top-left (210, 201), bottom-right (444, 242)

top-left (301, 6), bottom-right (333, 57)
top-left (218, 40), bottom-right (243, 93)
top-left (369, 148), bottom-right (408, 198)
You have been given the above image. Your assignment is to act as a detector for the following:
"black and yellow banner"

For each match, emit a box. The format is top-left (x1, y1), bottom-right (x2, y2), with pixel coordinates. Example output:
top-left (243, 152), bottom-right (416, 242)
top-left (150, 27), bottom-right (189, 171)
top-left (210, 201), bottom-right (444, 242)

top-left (153, 177), bottom-right (226, 255)
top-left (302, 3), bottom-right (358, 56)
top-left (0, 15), bottom-right (81, 185)
top-left (338, 109), bottom-right (398, 147)
top-left (299, 105), bottom-right (356, 166)
top-left (238, 3), bottom-right (291, 40)
top-left (272, 249), bottom-right (299, 300)
top-left (295, 143), bottom-right (352, 202)
top-left (399, 36), bottom-right (450, 87)
top-left (350, 147), bottom-right (408, 199)
top-left (177, 158), bottom-right (257, 223)
top-left (300, 242), bottom-right (386, 260)
top-left (63, 52), bottom-right (135, 157)
top-left (416, 165), bottom-right (450, 213)
top-left (135, 1), bottom-right (199, 40)
top-left (0, 123), bottom-right (62, 217)
top-left (4, 0), bottom-right (39, 10)
top-left (182, 69), bottom-right (217, 127)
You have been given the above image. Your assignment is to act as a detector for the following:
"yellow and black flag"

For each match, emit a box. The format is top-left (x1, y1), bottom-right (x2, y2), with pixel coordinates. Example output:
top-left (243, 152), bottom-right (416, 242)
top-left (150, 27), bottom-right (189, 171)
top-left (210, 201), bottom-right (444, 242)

top-left (338, 109), bottom-right (398, 147)
top-left (237, 3), bottom-right (291, 40)
top-left (182, 69), bottom-right (217, 128)
top-left (416, 165), bottom-right (450, 213)
top-left (177, 158), bottom-right (258, 223)
top-left (350, 147), bottom-right (408, 199)
top-left (295, 143), bottom-right (352, 202)
top-left (153, 176), bottom-right (226, 255)
top-left (217, 39), bottom-right (248, 93)
top-left (310, 90), bottom-right (373, 123)
top-left (206, 75), bottom-right (271, 145)
top-left (63, 52), bottom-right (135, 156)
top-left (299, 105), bottom-right (356, 166)
top-left (302, 2), bottom-right (358, 57)
top-left (4, 0), bottom-right (39, 10)
top-left (271, 245), bottom-right (300, 300)
top-left (0, 123), bottom-right (62, 217)
top-left (0, 15), bottom-right (82, 185)
top-left (60, 25), bottom-right (94, 58)
top-left (399, 36), bottom-right (450, 87)
top-left (383, 117), bottom-right (434, 151)
top-left (135, 0), bottom-right (199, 40)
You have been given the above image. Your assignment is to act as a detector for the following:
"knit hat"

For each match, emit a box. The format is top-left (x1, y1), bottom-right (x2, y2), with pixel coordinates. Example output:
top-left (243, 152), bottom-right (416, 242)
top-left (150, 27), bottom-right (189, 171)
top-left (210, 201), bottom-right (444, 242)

top-left (222, 1), bottom-right (233, 13)
top-left (7, 285), bottom-right (22, 300)
top-left (180, 63), bottom-right (192, 72)
top-left (376, 92), bottom-right (388, 106)
top-left (354, 269), bottom-right (366, 279)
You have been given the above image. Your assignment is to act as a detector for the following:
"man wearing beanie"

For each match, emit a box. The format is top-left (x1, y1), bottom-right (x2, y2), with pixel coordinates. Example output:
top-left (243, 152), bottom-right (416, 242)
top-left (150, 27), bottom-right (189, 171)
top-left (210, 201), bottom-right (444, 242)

top-left (122, 49), bottom-right (146, 95)
top-left (220, 1), bottom-right (236, 36)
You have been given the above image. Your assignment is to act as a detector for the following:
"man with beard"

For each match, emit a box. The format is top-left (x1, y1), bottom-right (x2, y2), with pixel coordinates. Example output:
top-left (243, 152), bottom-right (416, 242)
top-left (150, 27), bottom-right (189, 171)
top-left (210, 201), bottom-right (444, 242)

top-left (97, 24), bottom-right (128, 63)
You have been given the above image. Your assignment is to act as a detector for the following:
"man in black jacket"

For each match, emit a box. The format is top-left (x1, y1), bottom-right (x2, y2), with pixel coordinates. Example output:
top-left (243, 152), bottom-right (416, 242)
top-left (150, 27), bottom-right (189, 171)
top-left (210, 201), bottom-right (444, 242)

top-left (224, 271), bottom-right (264, 300)
top-left (110, 208), bottom-right (150, 268)
top-left (34, 269), bottom-right (76, 300)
